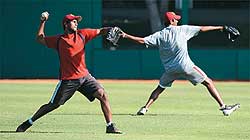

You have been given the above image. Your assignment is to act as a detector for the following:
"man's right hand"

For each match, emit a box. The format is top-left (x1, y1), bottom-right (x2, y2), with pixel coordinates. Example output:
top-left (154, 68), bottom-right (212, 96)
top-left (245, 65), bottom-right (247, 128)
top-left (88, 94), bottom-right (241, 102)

top-left (40, 11), bottom-right (49, 21)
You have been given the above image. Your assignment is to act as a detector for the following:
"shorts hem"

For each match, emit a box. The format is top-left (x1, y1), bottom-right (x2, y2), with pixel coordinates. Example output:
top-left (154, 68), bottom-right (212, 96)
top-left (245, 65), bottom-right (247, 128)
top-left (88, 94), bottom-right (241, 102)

top-left (159, 84), bottom-right (168, 88)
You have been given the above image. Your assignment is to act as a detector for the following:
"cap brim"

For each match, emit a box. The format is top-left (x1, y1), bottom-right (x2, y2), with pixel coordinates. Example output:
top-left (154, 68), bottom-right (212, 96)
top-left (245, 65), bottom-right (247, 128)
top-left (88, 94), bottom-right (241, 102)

top-left (75, 16), bottom-right (82, 22)
top-left (174, 15), bottom-right (181, 20)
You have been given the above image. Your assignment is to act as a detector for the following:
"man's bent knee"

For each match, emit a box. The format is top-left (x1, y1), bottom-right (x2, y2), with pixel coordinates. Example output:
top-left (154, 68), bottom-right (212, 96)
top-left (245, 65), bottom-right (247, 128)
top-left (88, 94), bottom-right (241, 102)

top-left (202, 77), bottom-right (213, 86)
top-left (93, 88), bottom-right (108, 101)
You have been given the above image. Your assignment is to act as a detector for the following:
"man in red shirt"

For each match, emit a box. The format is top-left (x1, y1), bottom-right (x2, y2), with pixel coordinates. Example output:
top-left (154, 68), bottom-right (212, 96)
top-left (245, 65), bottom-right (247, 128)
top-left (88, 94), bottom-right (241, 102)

top-left (16, 12), bottom-right (122, 134)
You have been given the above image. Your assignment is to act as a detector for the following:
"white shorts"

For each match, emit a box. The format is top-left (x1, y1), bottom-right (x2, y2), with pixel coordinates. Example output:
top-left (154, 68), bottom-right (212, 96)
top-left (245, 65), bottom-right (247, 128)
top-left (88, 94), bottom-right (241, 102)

top-left (159, 65), bottom-right (207, 88)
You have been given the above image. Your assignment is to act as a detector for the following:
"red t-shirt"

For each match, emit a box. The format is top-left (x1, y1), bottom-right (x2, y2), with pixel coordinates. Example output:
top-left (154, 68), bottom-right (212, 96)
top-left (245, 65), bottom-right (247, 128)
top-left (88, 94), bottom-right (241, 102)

top-left (45, 29), bottom-right (98, 80)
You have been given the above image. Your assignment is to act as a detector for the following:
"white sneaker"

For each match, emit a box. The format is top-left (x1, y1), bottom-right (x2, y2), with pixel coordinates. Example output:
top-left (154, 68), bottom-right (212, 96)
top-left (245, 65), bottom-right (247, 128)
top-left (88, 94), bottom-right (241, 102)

top-left (137, 106), bottom-right (148, 115)
top-left (220, 103), bottom-right (240, 116)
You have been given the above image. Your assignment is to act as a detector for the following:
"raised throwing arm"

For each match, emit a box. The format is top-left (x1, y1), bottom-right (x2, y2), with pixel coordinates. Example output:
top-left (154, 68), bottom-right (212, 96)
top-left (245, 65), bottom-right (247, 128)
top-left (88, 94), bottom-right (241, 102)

top-left (36, 11), bottom-right (49, 46)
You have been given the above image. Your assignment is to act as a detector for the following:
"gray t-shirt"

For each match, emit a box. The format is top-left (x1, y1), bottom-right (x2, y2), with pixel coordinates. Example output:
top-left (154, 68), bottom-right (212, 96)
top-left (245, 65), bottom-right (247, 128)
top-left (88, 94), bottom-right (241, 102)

top-left (144, 25), bottom-right (201, 72)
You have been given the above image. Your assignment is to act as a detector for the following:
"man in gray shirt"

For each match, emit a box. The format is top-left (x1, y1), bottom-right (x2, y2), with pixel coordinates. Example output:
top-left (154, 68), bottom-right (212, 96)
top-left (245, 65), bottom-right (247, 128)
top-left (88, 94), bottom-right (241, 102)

top-left (121, 12), bottom-right (239, 116)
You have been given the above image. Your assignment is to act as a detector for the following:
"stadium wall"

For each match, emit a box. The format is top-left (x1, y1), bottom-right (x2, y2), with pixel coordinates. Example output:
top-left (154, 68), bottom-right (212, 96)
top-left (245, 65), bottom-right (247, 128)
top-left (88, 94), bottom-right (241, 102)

top-left (92, 49), bottom-right (250, 81)
top-left (0, 0), bottom-right (102, 79)
top-left (0, 0), bottom-right (249, 80)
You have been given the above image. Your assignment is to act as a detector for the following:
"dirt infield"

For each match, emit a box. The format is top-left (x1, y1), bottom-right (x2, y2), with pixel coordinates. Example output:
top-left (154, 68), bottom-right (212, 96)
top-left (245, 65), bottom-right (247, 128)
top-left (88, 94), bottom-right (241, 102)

top-left (0, 79), bottom-right (248, 84)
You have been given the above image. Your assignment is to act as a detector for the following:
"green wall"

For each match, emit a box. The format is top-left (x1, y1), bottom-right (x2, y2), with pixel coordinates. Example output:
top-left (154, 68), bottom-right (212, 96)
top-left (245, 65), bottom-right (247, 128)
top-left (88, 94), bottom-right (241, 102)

top-left (0, 0), bottom-right (249, 80)
top-left (0, 0), bottom-right (102, 78)
top-left (92, 49), bottom-right (250, 80)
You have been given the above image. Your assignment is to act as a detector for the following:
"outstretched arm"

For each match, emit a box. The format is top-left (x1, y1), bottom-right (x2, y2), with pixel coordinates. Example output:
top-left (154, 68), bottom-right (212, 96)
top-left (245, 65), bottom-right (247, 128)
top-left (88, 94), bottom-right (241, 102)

top-left (200, 26), bottom-right (223, 32)
top-left (122, 32), bottom-right (145, 44)
top-left (97, 27), bottom-right (112, 36)
top-left (36, 12), bottom-right (49, 46)
top-left (97, 27), bottom-right (145, 44)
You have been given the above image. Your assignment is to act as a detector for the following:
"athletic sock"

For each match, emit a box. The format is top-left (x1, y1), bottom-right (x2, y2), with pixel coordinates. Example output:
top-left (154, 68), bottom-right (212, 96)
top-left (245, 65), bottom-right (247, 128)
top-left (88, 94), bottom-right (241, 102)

top-left (107, 122), bottom-right (112, 126)
top-left (220, 104), bottom-right (226, 109)
top-left (28, 118), bottom-right (33, 125)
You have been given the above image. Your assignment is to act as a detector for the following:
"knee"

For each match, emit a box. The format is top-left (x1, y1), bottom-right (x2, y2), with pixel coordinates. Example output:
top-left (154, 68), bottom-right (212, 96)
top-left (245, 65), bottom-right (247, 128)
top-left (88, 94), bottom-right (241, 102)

top-left (203, 77), bottom-right (213, 87)
top-left (95, 88), bottom-right (108, 101)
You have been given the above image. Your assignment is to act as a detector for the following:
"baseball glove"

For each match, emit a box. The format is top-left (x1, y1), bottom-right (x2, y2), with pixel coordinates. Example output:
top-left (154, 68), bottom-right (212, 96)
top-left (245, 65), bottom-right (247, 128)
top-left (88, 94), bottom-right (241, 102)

top-left (106, 27), bottom-right (123, 46)
top-left (223, 25), bottom-right (240, 42)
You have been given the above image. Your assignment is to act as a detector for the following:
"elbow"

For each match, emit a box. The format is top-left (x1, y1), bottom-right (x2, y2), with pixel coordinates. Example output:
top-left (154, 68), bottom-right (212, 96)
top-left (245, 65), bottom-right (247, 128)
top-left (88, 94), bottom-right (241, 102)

top-left (36, 35), bottom-right (40, 42)
top-left (200, 26), bottom-right (211, 32)
top-left (200, 27), bottom-right (206, 32)
top-left (36, 34), bottom-right (46, 45)
top-left (36, 36), bottom-right (42, 43)
top-left (135, 37), bottom-right (145, 44)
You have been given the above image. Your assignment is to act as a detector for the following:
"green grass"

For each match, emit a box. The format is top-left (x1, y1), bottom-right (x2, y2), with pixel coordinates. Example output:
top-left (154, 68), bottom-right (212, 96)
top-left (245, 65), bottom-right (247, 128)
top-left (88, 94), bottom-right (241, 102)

top-left (0, 80), bottom-right (249, 140)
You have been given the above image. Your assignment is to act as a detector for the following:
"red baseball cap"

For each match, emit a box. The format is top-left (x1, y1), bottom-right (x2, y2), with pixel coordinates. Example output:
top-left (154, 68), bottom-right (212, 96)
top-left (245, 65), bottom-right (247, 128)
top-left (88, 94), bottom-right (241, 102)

top-left (165, 12), bottom-right (181, 21)
top-left (62, 14), bottom-right (82, 25)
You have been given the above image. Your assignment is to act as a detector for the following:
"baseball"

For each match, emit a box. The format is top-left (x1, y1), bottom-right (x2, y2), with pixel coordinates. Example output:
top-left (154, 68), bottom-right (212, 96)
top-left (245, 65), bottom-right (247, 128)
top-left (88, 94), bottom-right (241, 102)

top-left (40, 11), bottom-right (49, 21)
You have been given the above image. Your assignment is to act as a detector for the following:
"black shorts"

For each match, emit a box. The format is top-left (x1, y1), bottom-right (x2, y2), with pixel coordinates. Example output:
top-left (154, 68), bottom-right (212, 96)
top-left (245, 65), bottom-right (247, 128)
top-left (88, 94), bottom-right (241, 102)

top-left (49, 74), bottom-right (104, 105)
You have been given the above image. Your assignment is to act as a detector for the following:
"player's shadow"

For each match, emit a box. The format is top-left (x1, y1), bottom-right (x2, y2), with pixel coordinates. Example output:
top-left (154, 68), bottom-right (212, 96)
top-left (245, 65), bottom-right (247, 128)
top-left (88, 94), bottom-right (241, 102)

top-left (0, 130), bottom-right (63, 133)
top-left (49, 113), bottom-right (164, 117)
top-left (50, 112), bottom-right (217, 117)
top-left (0, 131), bottom-right (17, 133)
top-left (49, 113), bottom-right (175, 116)
top-left (50, 113), bottom-right (136, 116)
top-left (29, 131), bottom-right (63, 133)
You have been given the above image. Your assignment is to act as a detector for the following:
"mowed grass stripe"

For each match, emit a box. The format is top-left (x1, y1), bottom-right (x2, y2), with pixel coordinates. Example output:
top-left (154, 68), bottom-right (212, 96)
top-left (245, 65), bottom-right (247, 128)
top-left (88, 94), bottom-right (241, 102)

top-left (0, 80), bottom-right (249, 140)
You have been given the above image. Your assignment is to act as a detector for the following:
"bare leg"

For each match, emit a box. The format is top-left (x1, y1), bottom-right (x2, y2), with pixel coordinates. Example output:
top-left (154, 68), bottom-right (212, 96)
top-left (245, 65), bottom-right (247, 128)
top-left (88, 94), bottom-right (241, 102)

top-left (93, 89), bottom-right (122, 134)
top-left (137, 85), bottom-right (165, 115)
top-left (93, 89), bottom-right (112, 123)
top-left (201, 77), bottom-right (224, 107)
top-left (144, 85), bottom-right (165, 109)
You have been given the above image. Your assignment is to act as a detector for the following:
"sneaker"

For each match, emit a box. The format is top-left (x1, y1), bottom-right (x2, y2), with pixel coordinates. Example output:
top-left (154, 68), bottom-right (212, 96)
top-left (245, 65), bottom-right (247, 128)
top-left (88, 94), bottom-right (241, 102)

top-left (137, 106), bottom-right (148, 115)
top-left (106, 123), bottom-right (122, 134)
top-left (220, 103), bottom-right (240, 116)
top-left (16, 120), bottom-right (32, 132)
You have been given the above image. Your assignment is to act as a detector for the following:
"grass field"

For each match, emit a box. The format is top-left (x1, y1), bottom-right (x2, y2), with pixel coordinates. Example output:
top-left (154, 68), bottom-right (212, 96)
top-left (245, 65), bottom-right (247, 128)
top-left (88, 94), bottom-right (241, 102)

top-left (0, 80), bottom-right (249, 140)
